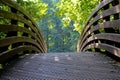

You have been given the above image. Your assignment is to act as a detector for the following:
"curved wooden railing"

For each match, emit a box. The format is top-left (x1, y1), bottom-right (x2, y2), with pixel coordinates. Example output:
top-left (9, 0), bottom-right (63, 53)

top-left (77, 0), bottom-right (120, 58)
top-left (0, 0), bottom-right (47, 63)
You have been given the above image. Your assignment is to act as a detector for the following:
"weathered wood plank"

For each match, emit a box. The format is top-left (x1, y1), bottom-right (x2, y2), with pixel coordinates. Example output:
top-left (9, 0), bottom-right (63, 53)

top-left (81, 33), bottom-right (120, 51)
top-left (0, 0), bottom-right (46, 63)
top-left (0, 46), bottom-right (40, 63)
top-left (85, 0), bottom-right (114, 25)
top-left (79, 20), bottom-right (120, 50)
top-left (82, 4), bottom-right (120, 40)
top-left (0, 10), bottom-right (36, 34)
top-left (0, 36), bottom-right (42, 50)
top-left (0, 10), bottom-right (45, 52)
top-left (0, 0), bottom-right (46, 51)
top-left (0, 24), bottom-right (44, 49)
top-left (78, 0), bottom-right (120, 58)
top-left (83, 43), bottom-right (120, 58)
top-left (81, 0), bottom-right (114, 38)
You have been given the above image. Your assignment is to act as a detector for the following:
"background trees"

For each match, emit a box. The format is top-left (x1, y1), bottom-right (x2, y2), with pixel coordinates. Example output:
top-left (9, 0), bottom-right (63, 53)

top-left (55, 0), bottom-right (99, 34)
top-left (39, 0), bottom-right (81, 52)
top-left (16, 0), bottom-right (48, 21)
top-left (1, 0), bottom-right (99, 52)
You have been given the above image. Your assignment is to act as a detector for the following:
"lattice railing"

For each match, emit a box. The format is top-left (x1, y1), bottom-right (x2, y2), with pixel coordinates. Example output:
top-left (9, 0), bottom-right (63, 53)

top-left (78, 0), bottom-right (120, 58)
top-left (0, 0), bottom-right (47, 63)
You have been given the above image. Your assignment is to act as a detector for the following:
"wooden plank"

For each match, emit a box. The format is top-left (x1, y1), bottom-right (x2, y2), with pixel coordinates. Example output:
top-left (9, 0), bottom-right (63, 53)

top-left (0, 46), bottom-right (40, 63)
top-left (0, 24), bottom-right (44, 49)
top-left (0, 0), bottom-right (46, 51)
top-left (0, 10), bottom-right (46, 51)
top-left (81, 0), bottom-right (113, 37)
top-left (0, 0), bottom-right (47, 63)
top-left (0, 10), bottom-right (36, 33)
top-left (82, 4), bottom-right (120, 40)
top-left (85, 0), bottom-right (113, 25)
top-left (0, 0), bottom-right (38, 28)
top-left (81, 33), bottom-right (120, 51)
top-left (0, 36), bottom-right (43, 51)
top-left (78, 20), bottom-right (120, 50)
top-left (0, 25), bottom-right (34, 37)
top-left (92, 4), bottom-right (120, 25)
top-left (83, 43), bottom-right (120, 58)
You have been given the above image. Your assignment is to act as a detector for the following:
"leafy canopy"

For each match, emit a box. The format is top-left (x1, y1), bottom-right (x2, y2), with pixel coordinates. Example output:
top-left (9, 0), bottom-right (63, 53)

top-left (55, 0), bottom-right (99, 34)
top-left (8, 0), bottom-right (100, 52)
top-left (16, 0), bottom-right (48, 21)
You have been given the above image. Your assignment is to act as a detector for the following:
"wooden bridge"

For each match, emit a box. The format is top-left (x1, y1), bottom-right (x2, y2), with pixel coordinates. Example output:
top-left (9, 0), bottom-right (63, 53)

top-left (0, 0), bottom-right (120, 79)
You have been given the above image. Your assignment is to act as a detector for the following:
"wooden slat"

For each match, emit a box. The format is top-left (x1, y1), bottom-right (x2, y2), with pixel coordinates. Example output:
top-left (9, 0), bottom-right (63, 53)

top-left (82, 4), bottom-right (120, 40)
top-left (81, 33), bottom-right (120, 51)
top-left (83, 43), bottom-right (120, 58)
top-left (0, 0), bottom-right (47, 63)
top-left (85, 0), bottom-right (113, 25)
top-left (0, 24), bottom-right (44, 49)
top-left (78, 0), bottom-right (120, 58)
top-left (90, 4), bottom-right (120, 27)
top-left (0, 24), bottom-right (35, 37)
top-left (0, 36), bottom-right (43, 51)
top-left (0, 0), bottom-right (39, 29)
top-left (81, 0), bottom-right (113, 37)
top-left (79, 20), bottom-right (120, 50)
top-left (0, 46), bottom-right (40, 63)
top-left (0, 10), bottom-right (46, 51)
top-left (0, 10), bottom-right (36, 33)
top-left (0, 0), bottom-right (46, 51)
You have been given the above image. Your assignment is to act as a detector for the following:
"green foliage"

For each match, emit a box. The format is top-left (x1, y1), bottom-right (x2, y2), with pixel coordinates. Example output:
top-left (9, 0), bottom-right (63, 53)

top-left (55, 0), bottom-right (99, 34)
top-left (0, 0), bottom-right (99, 52)
top-left (39, 0), bottom-right (79, 52)
top-left (0, 32), bottom-right (6, 39)
top-left (16, 0), bottom-right (48, 21)
top-left (0, 64), bottom-right (3, 69)
top-left (15, 0), bottom-right (99, 52)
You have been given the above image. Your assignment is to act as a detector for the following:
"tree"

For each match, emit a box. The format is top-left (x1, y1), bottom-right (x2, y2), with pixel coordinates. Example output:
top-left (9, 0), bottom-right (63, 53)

top-left (0, 0), bottom-right (99, 52)
top-left (39, 0), bottom-right (80, 52)
top-left (16, 0), bottom-right (48, 21)
top-left (55, 0), bottom-right (99, 34)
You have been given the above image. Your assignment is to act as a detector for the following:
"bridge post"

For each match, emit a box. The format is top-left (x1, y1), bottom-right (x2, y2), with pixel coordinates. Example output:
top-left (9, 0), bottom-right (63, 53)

top-left (22, 16), bottom-right (30, 54)
top-left (0, 7), bottom-right (18, 53)
top-left (9, 8), bottom-right (18, 48)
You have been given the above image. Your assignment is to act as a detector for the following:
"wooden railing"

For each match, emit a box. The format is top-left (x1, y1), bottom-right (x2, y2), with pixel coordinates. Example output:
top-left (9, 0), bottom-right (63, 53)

top-left (77, 0), bottom-right (120, 58)
top-left (0, 0), bottom-right (47, 63)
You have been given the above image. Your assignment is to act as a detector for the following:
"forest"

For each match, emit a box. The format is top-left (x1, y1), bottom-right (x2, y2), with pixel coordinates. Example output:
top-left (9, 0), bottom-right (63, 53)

top-left (1, 0), bottom-right (99, 52)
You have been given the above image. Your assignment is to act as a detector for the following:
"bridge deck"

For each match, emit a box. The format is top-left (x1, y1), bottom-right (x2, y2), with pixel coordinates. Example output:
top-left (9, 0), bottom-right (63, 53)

top-left (0, 52), bottom-right (120, 80)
